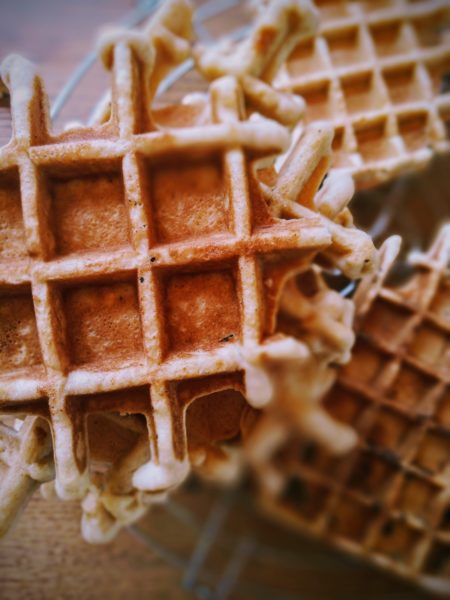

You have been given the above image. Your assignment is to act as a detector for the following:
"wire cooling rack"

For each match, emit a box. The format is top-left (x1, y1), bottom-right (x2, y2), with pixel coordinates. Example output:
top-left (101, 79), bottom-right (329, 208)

top-left (30, 1), bottom-right (450, 598)
top-left (125, 476), bottom-right (438, 600)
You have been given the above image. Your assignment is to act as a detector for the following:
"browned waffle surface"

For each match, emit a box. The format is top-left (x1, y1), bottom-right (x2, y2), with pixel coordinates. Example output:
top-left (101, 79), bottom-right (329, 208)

top-left (260, 225), bottom-right (450, 594)
top-left (194, 0), bottom-right (450, 189)
top-left (0, 417), bottom-right (53, 537)
top-left (275, 0), bottom-right (450, 188)
top-left (0, 1), bottom-right (352, 536)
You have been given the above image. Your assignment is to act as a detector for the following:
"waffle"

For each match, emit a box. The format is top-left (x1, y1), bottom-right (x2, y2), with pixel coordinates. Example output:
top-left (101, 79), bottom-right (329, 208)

top-left (239, 265), bottom-right (358, 496)
top-left (80, 415), bottom-right (157, 543)
top-left (0, 49), bottom-right (289, 500)
top-left (259, 225), bottom-right (450, 594)
top-left (195, 0), bottom-right (319, 126)
top-left (197, 0), bottom-right (450, 190)
top-left (77, 117), bottom-right (378, 542)
top-left (0, 0), bottom-right (379, 544)
top-left (83, 270), bottom-right (358, 544)
top-left (279, 0), bottom-right (450, 189)
top-left (0, 416), bottom-right (53, 536)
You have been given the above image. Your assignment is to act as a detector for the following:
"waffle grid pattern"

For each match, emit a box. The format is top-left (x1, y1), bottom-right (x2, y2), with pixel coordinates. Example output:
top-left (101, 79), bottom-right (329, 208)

top-left (277, 0), bottom-right (450, 188)
top-left (262, 227), bottom-right (450, 592)
top-left (0, 40), bottom-right (331, 500)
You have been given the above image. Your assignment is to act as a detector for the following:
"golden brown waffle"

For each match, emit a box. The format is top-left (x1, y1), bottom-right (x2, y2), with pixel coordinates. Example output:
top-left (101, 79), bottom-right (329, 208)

top-left (79, 118), bottom-right (379, 542)
top-left (0, 416), bottom-right (53, 537)
top-left (78, 113), bottom-right (379, 543)
top-left (92, 1), bottom-right (318, 129)
top-left (0, 0), bottom-right (379, 542)
top-left (0, 51), bottom-right (292, 499)
top-left (195, 0), bottom-right (319, 126)
top-left (0, 4), bottom-right (376, 521)
top-left (197, 0), bottom-right (450, 190)
top-left (278, 0), bottom-right (450, 189)
top-left (80, 386), bottom-right (248, 543)
top-left (259, 225), bottom-right (450, 593)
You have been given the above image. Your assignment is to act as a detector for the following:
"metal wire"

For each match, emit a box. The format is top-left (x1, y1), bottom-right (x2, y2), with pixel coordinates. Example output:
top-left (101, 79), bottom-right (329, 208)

top-left (127, 482), bottom-right (368, 600)
top-left (182, 489), bottom-right (236, 591)
top-left (127, 490), bottom-right (255, 600)
top-left (214, 536), bottom-right (255, 600)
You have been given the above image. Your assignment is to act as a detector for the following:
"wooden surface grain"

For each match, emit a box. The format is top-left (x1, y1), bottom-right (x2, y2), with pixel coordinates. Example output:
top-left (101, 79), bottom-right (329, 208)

top-left (0, 483), bottom-right (433, 600)
top-left (0, 1), bottom-right (446, 599)
top-left (1, 496), bottom-right (192, 600)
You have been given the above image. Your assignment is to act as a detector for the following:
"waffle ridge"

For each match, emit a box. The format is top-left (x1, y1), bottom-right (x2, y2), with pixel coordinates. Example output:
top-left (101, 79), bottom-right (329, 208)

top-left (0, 4), bottom-right (349, 508)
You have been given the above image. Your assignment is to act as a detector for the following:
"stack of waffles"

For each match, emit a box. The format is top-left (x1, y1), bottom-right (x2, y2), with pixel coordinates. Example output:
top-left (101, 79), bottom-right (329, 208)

top-left (0, 0), bottom-right (448, 595)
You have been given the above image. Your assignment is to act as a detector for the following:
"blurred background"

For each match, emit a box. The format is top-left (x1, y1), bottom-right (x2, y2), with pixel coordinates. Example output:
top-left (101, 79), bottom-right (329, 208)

top-left (0, 1), bottom-right (448, 599)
